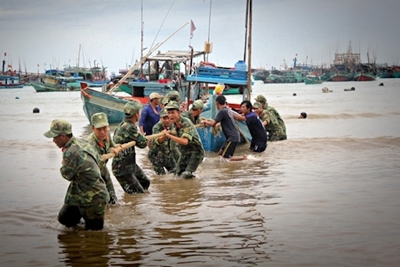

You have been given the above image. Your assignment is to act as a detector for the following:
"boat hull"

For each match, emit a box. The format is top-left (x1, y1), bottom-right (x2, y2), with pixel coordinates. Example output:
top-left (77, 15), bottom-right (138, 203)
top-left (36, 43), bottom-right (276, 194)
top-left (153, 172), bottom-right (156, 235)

top-left (81, 87), bottom-right (148, 124)
top-left (329, 73), bottom-right (353, 82)
top-left (31, 82), bottom-right (77, 92)
top-left (354, 72), bottom-right (376, 81)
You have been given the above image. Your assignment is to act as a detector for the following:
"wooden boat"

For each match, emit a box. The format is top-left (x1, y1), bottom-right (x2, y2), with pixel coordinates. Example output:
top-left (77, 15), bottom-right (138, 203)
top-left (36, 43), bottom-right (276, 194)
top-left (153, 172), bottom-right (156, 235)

top-left (80, 83), bottom-right (148, 124)
top-left (304, 74), bottom-right (323, 85)
top-left (353, 71), bottom-right (376, 81)
top-left (192, 0), bottom-right (254, 152)
top-left (0, 75), bottom-right (24, 89)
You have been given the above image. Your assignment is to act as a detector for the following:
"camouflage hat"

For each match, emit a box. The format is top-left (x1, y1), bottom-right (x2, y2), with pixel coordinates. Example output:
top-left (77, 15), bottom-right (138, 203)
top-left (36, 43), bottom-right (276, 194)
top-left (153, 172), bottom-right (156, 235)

top-left (160, 97), bottom-right (169, 105)
top-left (253, 102), bottom-right (262, 109)
top-left (254, 95), bottom-right (267, 103)
top-left (124, 101), bottom-right (141, 117)
top-left (91, 112), bottom-right (109, 128)
top-left (167, 90), bottom-right (180, 101)
top-left (44, 119), bottom-right (72, 138)
top-left (160, 108), bottom-right (168, 117)
top-left (191, 99), bottom-right (204, 110)
top-left (164, 100), bottom-right (180, 111)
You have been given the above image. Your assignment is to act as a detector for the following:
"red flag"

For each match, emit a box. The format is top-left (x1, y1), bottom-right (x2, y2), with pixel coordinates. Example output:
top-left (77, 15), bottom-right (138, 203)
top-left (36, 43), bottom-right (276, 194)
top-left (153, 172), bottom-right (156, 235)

top-left (4, 52), bottom-right (6, 56)
top-left (37, 64), bottom-right (40, 67)
top-left (190, 20), bottom-right (196, 39)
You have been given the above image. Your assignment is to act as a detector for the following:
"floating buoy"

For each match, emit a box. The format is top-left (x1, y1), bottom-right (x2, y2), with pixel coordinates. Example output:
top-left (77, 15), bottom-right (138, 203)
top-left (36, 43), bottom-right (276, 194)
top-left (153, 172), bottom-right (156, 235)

top-left (379, 83), bottom-right (384, 86)
top-left (293, 93), bottom-right (297, 96)
top-left (15, 96), bottom-right (19, 99)
top-left (33, 107), bottom-right (40, 113)
top-left (351, 87), bottom-right (355, 90)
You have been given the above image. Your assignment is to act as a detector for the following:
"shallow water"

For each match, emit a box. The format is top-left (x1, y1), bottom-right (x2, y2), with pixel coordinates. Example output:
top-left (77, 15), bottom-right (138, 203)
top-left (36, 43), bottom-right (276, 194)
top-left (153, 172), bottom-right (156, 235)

top-left (0, 79), bottom-right (399, 266)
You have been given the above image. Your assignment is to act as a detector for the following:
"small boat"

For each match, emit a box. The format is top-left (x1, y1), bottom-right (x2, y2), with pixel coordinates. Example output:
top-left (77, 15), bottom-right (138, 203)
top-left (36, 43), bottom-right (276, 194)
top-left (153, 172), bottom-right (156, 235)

top-left (80, 83), bottom-right (148, 124)
top-left (304, 74), bottom-right (323, 85)
top-left (0, 75), bottom-right (24, 89)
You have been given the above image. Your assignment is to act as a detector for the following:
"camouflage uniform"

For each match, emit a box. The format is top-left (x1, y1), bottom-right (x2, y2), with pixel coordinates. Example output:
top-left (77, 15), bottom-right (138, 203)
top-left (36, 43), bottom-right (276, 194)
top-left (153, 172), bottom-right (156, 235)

top-left (44, 119), bottom-right (109, 231)
top-left (165, 101), bottom-right (204, 178)
top-left (112, 102), bottom-right (150, 193)
top-left (148, 110), bottom-right (180, 174)
top-left (88, 132), bottom-right (118, 203)
top-left (255, 95), bottom-right (287, 141)
top-left (181, 99), bottom-right (204, 125)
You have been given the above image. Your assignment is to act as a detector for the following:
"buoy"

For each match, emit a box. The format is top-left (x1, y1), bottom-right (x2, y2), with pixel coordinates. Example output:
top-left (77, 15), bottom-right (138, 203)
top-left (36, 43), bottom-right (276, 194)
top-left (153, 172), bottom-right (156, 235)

top-left (351, 87), bottom-right (355, 90)
top-left (214, 83), bottom-right (224, 95)
top-left (379, 83), bottom-right (384, 86)
top-left (15, 96), bottom-right (19, 99)
top-left (293, 93), bottom-right (297, 96)
top-left (33, 107), bottom-right (40, 113)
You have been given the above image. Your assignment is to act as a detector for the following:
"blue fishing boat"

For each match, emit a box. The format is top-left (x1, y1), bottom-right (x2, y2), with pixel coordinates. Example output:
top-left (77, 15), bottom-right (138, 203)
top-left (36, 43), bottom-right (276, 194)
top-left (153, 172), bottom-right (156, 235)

top-left (197, 94), bottom-right (252, 152)
top-left (80, 83), bottom-right (149, 124)
top-left (0, 75), bottom-right (24, 89)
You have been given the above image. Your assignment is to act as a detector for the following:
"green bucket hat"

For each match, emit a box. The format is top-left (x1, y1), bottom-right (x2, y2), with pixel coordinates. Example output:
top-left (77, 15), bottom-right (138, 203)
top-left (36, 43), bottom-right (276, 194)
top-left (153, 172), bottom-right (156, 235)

top-left (91, 112), bottom-right (109, 128)
top-left (43, 119), bottom-right (72, 138)
top-left (164, 100), bottom-right (180, 111)
top-left (124, 101), bottom-right (141, 117)
top-left (167, 90), bottom-right (180, 102)
top-left (253, 102), bottom-right (262, 109)
top-left (191, 100), bottom-right (204, 110)
top-left (160, 108), bottom-right (168, 117)
top-left (254, 95), bottom-right (267, 104)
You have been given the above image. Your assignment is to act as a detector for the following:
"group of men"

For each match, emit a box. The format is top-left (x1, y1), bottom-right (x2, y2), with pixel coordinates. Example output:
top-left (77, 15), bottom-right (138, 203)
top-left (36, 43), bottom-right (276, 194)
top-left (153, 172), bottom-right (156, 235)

top-left (44, 90), bottom-right (286, 231)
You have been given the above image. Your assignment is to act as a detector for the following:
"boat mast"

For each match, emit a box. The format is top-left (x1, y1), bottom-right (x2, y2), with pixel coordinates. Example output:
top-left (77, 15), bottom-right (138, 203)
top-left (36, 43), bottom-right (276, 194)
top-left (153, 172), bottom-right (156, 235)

top-left (206, 0), bottom-right (212, 62)
top-left (140, 0), bottom-right (144, 76)
top-left (246, 0), bottom-right (252, 100)
top-left (243, 0), bottom-right (249, 62)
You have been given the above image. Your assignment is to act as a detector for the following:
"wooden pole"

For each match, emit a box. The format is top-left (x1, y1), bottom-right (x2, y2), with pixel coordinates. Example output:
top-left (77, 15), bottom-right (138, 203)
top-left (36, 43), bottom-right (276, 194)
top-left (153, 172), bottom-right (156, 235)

top-left (108, 22), bottom-right (189, 94)
top-left (246, 0), bottom-right (252, 101)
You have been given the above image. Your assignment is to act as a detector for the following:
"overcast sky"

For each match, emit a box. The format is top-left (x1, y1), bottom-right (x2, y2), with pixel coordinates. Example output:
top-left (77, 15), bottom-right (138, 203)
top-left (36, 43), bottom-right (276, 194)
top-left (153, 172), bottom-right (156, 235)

top-left (1, 0), bottom-right (399, 75)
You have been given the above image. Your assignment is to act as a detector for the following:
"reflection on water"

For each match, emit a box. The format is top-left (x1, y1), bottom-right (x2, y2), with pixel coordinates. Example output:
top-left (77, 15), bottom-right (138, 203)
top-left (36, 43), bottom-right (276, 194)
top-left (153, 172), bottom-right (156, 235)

top-left (0, 83), bottom-right (400, 266)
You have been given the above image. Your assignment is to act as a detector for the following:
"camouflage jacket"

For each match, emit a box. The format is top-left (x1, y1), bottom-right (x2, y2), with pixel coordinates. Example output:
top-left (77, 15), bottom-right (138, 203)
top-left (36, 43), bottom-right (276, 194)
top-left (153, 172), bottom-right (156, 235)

top-left (149, 121), bottom-right (178, 154)
top-left (260, 109), bottom-right (280, 132)
top-left (267, 106), bottom-right (287, 133)
top-left (181, 111), bottom-right (201, 125)
top-left (87, 132), bottom-right (117, 199)
top-left (112, 118), bottom-right (147, 176)
top-left (60, 136), bottom-right (110, 206)
top-left (172, 116), bottom-right (204, 154)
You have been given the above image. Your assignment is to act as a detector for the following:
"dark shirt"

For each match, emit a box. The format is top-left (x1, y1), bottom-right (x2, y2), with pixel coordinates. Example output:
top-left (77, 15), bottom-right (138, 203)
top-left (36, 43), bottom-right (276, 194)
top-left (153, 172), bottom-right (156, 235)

top-left (214, 107), bottom-right (240, 142)
top-left (245, 111), bottom-right (267, 144)
top-left (139, 104), bottom-right (161, 135)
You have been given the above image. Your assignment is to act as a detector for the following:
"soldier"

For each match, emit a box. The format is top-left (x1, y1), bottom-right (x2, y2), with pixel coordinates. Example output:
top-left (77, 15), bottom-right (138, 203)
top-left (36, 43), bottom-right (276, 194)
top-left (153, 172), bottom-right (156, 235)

top-left (253, 102), bottom-right (285, 142)
top-left (87, 112), bottom-right (120, 204)
top-left (163, 101), bottom-right (205, 179)
top-left (44, 119), bottom-right (109, 230)
top-left (112, 101), bottom-right (150, 193)
top-left (254, 95), bottom-right (287, 141)
top-left (166, 90), bottom-right (181, 104)
top-left (148, 109), bottom-right (180, 175)
top-left (181, 99), bottom-right (204, 125)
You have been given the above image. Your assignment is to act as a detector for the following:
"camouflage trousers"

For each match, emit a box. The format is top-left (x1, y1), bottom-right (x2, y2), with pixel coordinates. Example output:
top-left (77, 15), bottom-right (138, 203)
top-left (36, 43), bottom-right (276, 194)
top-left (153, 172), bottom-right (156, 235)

top-left (148, 149), bottom-right (179, 175)
top-left (176, 150), bottom-right (204, 176)
top-left (268, 130), bottom-right (287, 141)
top-left (114, 164), bottom-right (150, 194)
top-left (58, 197), bottom-right (107, 231)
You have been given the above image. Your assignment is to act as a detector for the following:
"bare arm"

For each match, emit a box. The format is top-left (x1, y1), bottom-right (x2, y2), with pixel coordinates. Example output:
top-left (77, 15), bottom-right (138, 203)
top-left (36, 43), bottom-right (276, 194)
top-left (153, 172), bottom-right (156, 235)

top-left (232, 113), bottom-right (246, 121)
top-left (201, 119), bottom-right (217, 127)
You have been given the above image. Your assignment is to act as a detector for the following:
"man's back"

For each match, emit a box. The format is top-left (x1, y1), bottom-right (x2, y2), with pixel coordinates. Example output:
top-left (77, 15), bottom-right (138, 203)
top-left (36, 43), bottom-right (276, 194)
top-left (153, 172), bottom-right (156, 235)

top-left (214, 107), bottom-right (240, 142)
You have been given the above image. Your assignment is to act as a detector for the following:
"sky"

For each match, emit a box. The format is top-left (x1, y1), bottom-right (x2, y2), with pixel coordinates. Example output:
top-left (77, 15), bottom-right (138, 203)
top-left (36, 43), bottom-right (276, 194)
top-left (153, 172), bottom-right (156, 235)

top-left (1, 0), bottom-right (399, 75)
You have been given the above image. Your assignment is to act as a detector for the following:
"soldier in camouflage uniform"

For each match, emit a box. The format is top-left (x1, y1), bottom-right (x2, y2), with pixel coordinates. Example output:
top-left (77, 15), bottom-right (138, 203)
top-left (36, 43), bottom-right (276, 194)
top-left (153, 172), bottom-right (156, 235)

top-left (253, 102), bottom-right (285, 141)
top-left (44, 119), bottom-right (109, 231)
top-left (148, 109), bottom-right (180, 175)
top-left (163, 101), bottom-right (205, 179)
top-left (254, 95), bottom-right (287, 141)
top-left (87, 112), bottom-right (121, 204)
top-left (112, 101), bottom-right (150, 193)
top-left (181, 99), bottom-right (204, 125)
top-left (166, 90), bottom-right (181, 104)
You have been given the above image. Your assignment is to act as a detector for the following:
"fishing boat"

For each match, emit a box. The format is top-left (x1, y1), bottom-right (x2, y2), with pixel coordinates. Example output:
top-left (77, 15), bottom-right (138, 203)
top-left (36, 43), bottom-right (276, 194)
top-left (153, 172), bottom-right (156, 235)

top-left (192, 0), bottom-right (254, 152)
top-left (80, 83), bottom-right (148, 124)
top-left (0, 75), bottom-right (24, 89)
top-left (304, 74), bottom-right (323, 85)
top-left (353, 71), bottom-right (376, 81)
